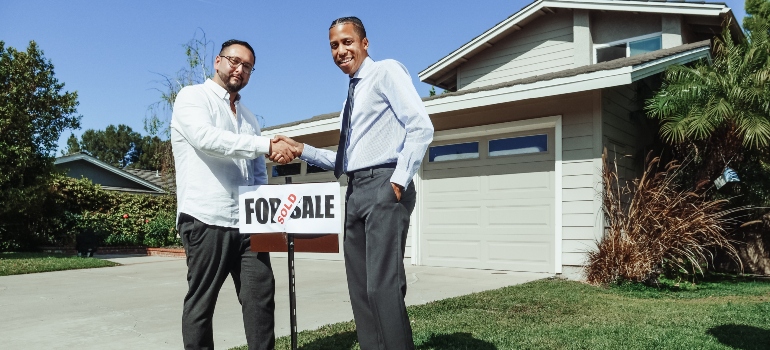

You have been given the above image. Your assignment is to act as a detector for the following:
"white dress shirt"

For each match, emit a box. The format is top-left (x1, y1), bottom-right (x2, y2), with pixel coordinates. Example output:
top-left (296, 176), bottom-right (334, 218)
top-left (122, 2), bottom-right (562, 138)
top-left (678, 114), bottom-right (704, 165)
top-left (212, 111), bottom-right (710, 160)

top-left (171, 79), bottom-right (270, 228)
top-left (300, 57), bottom-right (434, 187)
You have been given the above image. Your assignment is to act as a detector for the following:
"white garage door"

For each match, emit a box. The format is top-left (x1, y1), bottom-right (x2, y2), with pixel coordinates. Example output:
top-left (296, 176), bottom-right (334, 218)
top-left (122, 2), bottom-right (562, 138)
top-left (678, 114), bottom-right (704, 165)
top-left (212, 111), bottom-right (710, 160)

top-left (420, 128), bottom-right (556, 272)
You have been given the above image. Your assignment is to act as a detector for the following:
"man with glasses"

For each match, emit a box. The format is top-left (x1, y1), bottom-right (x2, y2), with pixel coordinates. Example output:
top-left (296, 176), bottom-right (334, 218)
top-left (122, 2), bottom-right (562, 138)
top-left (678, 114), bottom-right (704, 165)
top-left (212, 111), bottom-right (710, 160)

top-left (171, 39), bottom-right (294, 350)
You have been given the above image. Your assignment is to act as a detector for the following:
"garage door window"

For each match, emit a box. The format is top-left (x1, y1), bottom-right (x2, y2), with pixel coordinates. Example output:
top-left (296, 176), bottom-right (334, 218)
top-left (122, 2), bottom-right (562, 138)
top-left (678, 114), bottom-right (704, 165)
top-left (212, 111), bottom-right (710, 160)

top-left (307, 164), bottom-right (329, 174)
top-left (429, 142), bottom-right (479, 162)
top-left (489, 134), bottom-right (547, 157)
top-left (272, 163), bottom-right (301, 177)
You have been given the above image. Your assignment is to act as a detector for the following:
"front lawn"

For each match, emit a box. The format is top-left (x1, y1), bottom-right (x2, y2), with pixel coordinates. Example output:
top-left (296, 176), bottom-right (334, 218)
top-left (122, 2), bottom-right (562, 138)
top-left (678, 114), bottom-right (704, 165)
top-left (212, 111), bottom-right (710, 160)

top-left (0, 252), bottom-right (119, 276)
top-left (231, 276), bottom-right (770, 350)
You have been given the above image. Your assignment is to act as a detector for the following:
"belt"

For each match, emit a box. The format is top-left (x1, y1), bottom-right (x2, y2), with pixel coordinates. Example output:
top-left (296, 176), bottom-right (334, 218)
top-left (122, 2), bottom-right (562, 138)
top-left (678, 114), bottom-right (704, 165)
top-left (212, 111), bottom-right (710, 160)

top-left (346, 162), bottom-right (397, 179)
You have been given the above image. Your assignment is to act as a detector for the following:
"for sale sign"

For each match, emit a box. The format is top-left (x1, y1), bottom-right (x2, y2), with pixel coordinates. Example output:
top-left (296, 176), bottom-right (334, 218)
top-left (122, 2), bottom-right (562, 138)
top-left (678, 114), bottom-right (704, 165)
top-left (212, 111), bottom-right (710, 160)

top-left (239, 182), bottom-right (342, 234)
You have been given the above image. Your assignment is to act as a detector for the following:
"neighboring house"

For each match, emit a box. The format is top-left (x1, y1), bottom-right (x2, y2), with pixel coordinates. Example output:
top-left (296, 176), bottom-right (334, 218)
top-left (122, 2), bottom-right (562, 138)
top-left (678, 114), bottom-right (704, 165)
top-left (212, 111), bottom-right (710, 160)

top-left (55, 153), bottom-right (168, 195)
top-left (262, 0), bottom-right (741, 278)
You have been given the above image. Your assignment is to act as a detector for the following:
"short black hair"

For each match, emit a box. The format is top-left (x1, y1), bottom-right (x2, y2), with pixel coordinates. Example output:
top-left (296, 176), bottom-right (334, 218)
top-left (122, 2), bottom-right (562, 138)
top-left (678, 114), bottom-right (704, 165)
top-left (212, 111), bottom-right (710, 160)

top-left (220, 39), bottom-right (255, 61)
top-left (329, 16), bottom-right (366, 39)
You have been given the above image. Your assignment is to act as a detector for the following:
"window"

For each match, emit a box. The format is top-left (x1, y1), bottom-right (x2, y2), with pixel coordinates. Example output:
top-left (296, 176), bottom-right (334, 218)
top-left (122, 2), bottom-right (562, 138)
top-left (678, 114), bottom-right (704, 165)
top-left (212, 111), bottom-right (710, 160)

top-left (595, 34), bottom-right (662, 63)
top-left (629, 36), bottom-right (662, 56)
top-left (489, 134), bottom-right (547, 157)
top-left (306, 164), bottom-right (329, 174)
top-left (429, 142), bottom-right (479, 162)
top-left (272, 163), bottom-right (301, 177)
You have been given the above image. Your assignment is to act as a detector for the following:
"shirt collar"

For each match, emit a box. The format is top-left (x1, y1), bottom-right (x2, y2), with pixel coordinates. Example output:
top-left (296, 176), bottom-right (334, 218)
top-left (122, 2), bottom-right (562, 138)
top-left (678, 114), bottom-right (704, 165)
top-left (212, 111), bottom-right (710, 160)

top-left (351, 56), bottom-right (373, 80)
top-left (204, 78), bottom-right (240, 103)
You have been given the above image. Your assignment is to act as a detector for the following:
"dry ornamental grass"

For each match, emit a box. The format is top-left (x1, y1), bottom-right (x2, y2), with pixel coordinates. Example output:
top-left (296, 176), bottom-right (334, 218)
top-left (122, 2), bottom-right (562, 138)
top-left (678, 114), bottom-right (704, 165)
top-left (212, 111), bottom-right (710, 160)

top-left (585, 149), bottom-right (744, 285)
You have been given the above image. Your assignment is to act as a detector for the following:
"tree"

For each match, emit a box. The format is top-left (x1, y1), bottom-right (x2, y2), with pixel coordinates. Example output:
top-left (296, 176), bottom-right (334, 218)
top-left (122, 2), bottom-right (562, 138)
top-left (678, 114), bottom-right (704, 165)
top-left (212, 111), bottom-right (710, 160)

top-left (79, 124), bottom-right (143, 168)
top-left (63, 133), bottom-right (81, 155)
top-left (645, 25), bottom-right (770, 161)
top-left (645, 24), bottom-right (770, 213)
top-left (745, 0), bottom-right (770, 35)
top-left (132, 135), bottom-right (165, 170)
top-left (145, 29), bottom-right (215, 179)
top-left (0, 40), bottom-right (81, 250)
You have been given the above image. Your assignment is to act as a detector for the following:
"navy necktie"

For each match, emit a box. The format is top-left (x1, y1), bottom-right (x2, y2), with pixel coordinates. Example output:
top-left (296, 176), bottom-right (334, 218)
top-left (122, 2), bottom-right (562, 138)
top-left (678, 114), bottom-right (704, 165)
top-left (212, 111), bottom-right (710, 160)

top-left (334, 78), bottom-right (358, 179)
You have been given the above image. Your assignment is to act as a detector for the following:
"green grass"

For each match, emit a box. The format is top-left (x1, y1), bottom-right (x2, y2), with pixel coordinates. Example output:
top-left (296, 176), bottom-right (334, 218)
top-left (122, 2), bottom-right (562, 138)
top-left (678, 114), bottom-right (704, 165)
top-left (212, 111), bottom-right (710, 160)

top-left (231, 276), bottom-right (770, 350)
top-left (0, 252), bottom-right (119, 276)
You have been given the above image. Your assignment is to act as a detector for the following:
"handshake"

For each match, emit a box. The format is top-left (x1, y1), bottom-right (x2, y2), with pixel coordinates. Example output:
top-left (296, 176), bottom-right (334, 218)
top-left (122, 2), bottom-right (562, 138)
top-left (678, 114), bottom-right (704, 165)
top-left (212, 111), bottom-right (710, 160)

top-left (268, 135), bottom-right (303, 165)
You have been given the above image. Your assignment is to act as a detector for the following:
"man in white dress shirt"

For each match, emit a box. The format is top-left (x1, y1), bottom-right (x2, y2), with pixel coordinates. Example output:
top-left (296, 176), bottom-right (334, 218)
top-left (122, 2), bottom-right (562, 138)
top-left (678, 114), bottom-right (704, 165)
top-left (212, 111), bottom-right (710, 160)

top-left (273, 17), bottom-right (434, 349)
top-left (171, 39), bottom-right (294, 350)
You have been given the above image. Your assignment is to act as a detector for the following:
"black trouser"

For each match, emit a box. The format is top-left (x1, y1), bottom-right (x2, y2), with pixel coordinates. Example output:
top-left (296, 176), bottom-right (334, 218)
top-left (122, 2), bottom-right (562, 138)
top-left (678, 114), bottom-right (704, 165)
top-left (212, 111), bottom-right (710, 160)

top-left (178, 213), bottom-right (275, 350)
top-left (344, 168), bottom-right (417, 350)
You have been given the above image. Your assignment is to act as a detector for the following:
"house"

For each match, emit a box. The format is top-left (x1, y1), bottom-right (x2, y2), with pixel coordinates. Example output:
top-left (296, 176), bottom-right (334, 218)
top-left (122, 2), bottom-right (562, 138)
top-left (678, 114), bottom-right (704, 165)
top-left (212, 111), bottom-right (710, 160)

top-left (261, 0), bottom-right (740, 278)
top-left (54, 153), bottom-right (169, 195)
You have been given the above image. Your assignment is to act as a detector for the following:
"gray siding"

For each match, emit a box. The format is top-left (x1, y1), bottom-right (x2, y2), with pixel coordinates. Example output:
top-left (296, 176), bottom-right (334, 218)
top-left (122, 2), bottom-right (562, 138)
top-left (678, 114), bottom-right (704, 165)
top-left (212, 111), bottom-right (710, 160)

top-left (561, 91), bottom-right (602, 268)
top-left (457, 11), bottom-right (574, 91)
top-left (591, 11), bottom-right (662, 45)
top-left (602, 85), bottom-right (641, 186)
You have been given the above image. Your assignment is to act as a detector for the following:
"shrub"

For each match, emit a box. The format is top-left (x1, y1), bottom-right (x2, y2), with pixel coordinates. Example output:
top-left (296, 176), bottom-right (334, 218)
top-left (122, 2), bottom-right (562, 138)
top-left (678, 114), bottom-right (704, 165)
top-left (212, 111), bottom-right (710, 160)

top-left (143, 211), bottom-right (179, 248)
top-left (585, 149), bottom-right (743, 285)
top-left (23, 173), bottom-right (177, 249)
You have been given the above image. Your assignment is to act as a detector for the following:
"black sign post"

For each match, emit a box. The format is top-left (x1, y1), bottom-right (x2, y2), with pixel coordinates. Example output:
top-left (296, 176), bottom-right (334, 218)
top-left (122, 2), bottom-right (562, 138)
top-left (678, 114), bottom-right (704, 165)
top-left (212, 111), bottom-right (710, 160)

top-left (284, 177), bottom-right (298, 350)
top-left (248, 177), bottom-right (340, 350)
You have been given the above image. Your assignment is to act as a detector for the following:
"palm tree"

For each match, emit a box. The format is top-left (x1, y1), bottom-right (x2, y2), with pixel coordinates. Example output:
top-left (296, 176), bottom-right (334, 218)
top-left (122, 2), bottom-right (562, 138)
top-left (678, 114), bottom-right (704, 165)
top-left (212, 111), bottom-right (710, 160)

top-left (645, 25), bottom-right (770, 153)
top-left (645, 23), bottom-right (770, 211)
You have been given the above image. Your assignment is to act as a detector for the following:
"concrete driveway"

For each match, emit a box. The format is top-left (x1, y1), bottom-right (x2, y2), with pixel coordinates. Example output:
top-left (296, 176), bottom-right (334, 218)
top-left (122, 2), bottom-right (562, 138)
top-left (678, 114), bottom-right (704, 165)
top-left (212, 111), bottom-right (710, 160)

top-left (0, 255), bottom-right (549, 349)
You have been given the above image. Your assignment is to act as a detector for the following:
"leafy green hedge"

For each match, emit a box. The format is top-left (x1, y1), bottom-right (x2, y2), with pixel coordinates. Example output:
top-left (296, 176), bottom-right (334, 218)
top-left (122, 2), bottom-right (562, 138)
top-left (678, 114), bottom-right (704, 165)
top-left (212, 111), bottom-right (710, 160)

top-left (11, 173), bottom-right (180, 250)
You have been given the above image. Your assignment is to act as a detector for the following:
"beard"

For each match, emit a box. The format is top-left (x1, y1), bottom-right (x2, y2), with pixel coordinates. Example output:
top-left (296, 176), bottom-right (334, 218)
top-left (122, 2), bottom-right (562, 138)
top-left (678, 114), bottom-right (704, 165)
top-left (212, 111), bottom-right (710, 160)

top-left (218, 70), bottom-right (245, 93)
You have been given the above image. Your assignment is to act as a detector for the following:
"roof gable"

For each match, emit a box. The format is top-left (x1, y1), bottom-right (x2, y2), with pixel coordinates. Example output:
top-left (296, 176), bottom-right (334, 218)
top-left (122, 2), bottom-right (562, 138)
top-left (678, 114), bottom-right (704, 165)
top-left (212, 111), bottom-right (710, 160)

top-left (55, 153), bottom-right (166, 194)
top-left (419, 0), bottom-right (736, 90)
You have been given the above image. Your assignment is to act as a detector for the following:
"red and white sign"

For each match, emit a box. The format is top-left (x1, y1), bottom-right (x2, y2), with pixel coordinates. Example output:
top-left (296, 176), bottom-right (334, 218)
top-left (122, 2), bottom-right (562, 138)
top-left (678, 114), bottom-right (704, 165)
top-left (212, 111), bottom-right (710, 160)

top-left (239, 182), bottom-right (342, 234)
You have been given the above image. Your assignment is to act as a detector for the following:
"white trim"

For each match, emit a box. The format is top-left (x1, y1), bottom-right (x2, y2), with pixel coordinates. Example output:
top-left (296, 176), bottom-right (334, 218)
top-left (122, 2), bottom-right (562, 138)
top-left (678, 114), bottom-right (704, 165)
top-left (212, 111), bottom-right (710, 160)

top-left (631, 45), bottom-right (711, 81)
top-left (424, 116), bottom-right (563, 273)
top-left (433, 116), bottom-right (562, 141)
top-left (418, 0), bottom-right (545, 82)
top-left (411, 167), bottom-right (422, 265)
top-left (545, 0), bottom-right (727, 16)
top-left (594, 32), bottom-right (662, 50)
top-left (419, 0), bottom-right (729, 84)
top-left (593, 32), bottom-right (662, 64)
top-left (554, 115), bottom-right (563, 274)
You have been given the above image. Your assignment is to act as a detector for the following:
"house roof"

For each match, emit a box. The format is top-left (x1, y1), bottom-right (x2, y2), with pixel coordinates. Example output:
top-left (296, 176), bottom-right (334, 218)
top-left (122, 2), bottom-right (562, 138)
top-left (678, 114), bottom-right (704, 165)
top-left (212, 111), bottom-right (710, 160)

top-left (55, 153), bottom-right (166, 194)
top-left (424, 39), bottom-right (711, 102)
top-left (263, 40), bottom-right (711, 137)
top-left (418, 0), bottom-right (738, 90)
top-left (123, 168), bottom-right (175, 191)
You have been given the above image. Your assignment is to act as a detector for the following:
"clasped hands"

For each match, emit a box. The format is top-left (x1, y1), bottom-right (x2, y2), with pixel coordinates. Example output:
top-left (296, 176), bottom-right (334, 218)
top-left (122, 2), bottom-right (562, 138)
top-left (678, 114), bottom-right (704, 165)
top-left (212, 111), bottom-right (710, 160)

top-left (268, 135), bottom-right (303, 164)
top-left (269, 134), bottom-right (403, 201)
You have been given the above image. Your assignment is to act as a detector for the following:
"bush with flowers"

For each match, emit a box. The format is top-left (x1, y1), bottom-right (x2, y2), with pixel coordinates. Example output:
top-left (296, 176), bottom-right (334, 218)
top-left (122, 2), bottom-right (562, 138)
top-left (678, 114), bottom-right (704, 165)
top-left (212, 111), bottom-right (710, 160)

top-left (29, 173), bottom-right (179, 249)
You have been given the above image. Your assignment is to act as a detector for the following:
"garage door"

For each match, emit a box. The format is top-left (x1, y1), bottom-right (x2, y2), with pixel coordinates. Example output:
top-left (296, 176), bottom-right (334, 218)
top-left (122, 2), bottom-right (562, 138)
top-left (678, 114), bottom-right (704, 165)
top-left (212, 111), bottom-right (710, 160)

top-left (420, 128), bottom-right (556, 272)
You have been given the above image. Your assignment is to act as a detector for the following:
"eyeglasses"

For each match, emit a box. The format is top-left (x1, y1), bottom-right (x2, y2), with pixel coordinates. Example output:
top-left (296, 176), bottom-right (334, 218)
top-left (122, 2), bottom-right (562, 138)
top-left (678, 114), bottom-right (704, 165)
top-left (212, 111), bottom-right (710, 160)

top-left (219, 55), bottom-right (255, 74)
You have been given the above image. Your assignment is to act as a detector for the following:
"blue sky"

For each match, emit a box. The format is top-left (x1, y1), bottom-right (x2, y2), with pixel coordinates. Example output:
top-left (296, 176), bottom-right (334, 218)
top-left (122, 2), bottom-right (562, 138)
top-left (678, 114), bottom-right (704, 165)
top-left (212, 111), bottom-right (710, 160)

top-left (0, 0), bottom-right (747, 153)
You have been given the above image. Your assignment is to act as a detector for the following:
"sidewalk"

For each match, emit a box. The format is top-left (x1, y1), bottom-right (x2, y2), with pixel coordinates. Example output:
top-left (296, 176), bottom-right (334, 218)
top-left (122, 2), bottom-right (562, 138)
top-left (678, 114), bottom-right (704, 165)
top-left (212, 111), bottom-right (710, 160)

top-left (0, 255), bottom-right (549, 349)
